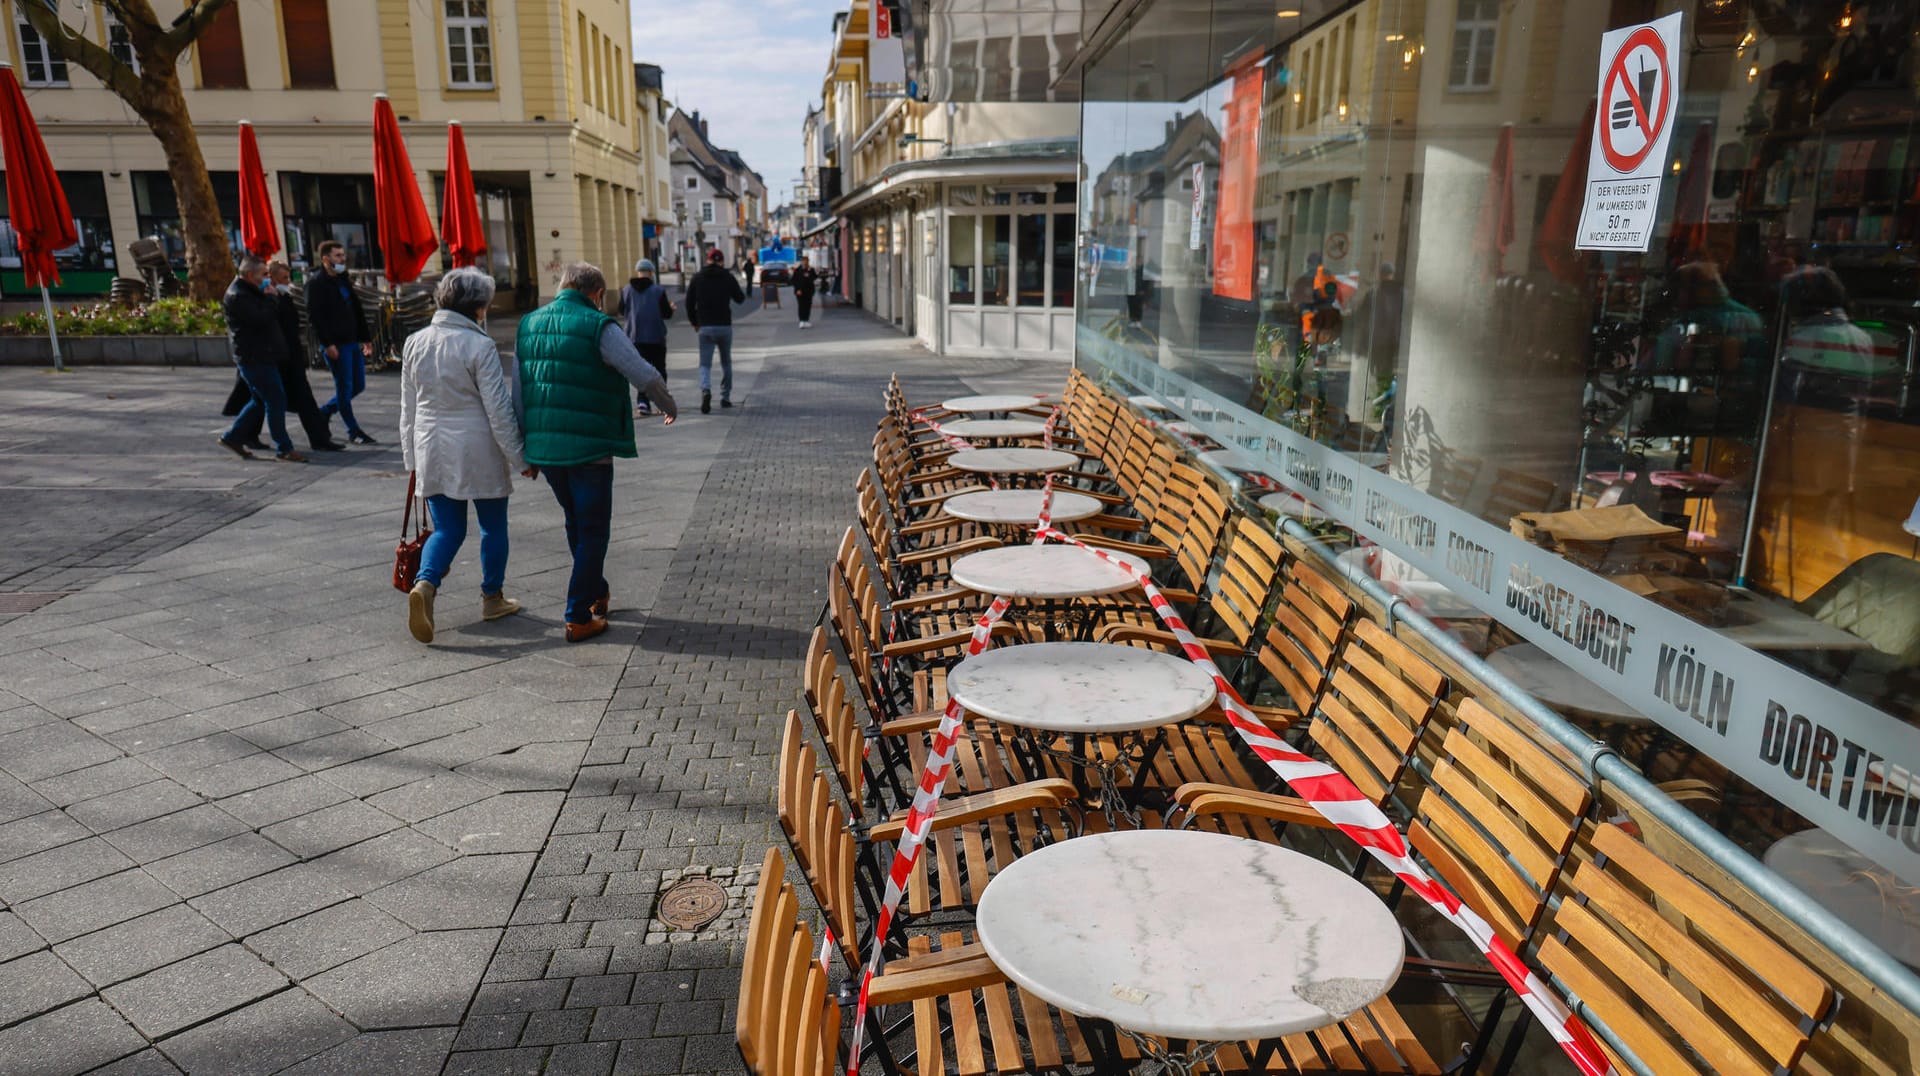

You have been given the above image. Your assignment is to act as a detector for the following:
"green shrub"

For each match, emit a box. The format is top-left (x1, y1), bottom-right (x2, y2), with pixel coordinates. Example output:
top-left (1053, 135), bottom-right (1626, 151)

top-left (0, 299), bottom-right (226, 337)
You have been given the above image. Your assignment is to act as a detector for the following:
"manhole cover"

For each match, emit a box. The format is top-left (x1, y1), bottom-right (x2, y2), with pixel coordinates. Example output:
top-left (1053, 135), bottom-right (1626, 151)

top-left (657, 877), bottom-right (729, 931)
top-left (0, 592), bottom-right (68, 614)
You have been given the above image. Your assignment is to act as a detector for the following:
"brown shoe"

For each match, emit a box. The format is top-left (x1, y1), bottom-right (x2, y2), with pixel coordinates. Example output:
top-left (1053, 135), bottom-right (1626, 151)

top-left (482, 593), bottom-right (522, 621)
top-left (590, 594), bottom-right (610, 619)
top-left (564, 617), bottom-right (608, 643)
top-left (274, 449), bottom-right (308, 463)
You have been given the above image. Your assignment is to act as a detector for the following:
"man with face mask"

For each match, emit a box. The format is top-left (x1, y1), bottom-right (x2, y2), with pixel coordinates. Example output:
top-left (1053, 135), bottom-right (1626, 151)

top-left (229, 262), bottom-right (343, 452)
top-left (218, 256), bottom-right (304, 461)
top-left (305, 240), bottom-right (378, 444)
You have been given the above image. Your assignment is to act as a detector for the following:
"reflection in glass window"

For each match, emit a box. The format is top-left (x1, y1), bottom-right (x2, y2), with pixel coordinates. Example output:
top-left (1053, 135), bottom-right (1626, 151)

top-left (949, 214), bottom-right (976, 304)
top-left (1052, 213), bottom-right (1075, 308)
top-left (983, 215), bottom-right (1010, 306)
top-left (1017, 214), bottom-right (1047, 306)
top-left (1447, 0), bottom-right (1497, 91)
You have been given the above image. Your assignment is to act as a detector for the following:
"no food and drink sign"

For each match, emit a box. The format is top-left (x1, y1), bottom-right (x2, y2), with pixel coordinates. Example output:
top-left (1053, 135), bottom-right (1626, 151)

top-left (1575, 12), bottom-right (1683, 252)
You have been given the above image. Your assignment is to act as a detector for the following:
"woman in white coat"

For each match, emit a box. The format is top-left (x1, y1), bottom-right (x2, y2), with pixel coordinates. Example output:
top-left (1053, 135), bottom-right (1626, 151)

top-left (400, 267), bottom-right (532, 643)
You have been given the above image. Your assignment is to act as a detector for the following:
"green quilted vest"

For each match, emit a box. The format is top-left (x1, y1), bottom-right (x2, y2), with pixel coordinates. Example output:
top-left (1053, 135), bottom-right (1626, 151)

top-left (517, 289), bottom-right (636, 467)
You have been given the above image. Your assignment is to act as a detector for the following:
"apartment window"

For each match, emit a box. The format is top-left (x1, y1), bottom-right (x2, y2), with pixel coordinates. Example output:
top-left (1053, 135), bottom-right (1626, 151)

top-left (686, 176), bottom-right (698, 190)
top-left (1448, 0), bottom-right (1498, 90)
top-left (197, 3), bottom-right (246, 88)
top-left (445, 0), bottom-right (493, 89)
top-left (104, 10), bottom-right (138, 73)
top-left (700, 200), bottom-right (714, 224)
top-left (16, 11), bottom-right (68, 86)
top-left (282, 0), bottom-right (335, 88)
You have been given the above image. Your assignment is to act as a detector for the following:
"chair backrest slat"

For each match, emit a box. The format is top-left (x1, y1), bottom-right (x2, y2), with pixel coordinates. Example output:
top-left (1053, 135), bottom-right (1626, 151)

top-left (1306, 619), bottom-right (1446, 809)
top-left (1256, 560), bottom-right (1356, 713)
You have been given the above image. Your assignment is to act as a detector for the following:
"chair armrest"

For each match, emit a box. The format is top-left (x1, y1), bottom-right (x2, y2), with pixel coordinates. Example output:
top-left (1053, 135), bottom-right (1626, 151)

top-left (879, 620), bottom-right (1017, 658)
top-left (868, 779), bottom-right (1078, 843)
top-left (878, 710), bottom-right (941, 737)
top-left (899, 536), bottom-right (1000, 567)
top-left (1073, 535), bottom-right (1173, 560)
top-left (889, 586), bottom-right (980, 612)
top-left (866, 948), bottom-right (1006, 1006)
top-left (1097, 624), bottom-right (1242, 657)
top-left (903, 485), bottom-right (989, 509)
top-left (1079, 512), bottom-right (1147, 532)
top-left (1174, 783), bottom-right (1332, 829)
top-left (1188, 701), bottom-right (1300, 731)
top-left (901, 515), bottom-right (973, 537)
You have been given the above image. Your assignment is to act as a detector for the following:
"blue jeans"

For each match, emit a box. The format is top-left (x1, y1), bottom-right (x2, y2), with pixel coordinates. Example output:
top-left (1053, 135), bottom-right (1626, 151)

top-left (696, 326), bottom-right (732, 401)
top-left (321, 342), bottom-right (367, 434)
top-left (226, 362), bottom-right (292, 453)
top-left (417, 495), bottom-right (510, 594)
top-left (542, 464), bottom-right (614, 623)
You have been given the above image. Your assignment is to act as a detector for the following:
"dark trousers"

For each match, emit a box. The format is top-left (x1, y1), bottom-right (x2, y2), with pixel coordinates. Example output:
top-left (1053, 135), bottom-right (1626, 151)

top-left (236, 359), bottom-right (333, 447)
top-left (225, 362), bottom-right (292, 453)
top-left (796, 292), bottom-right (813, 321)
top-left (542, 463), bottom-right (614, 624)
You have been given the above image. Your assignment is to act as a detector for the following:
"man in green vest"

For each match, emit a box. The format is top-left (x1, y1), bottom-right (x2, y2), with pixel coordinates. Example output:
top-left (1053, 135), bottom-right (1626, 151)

top-left (519, 262), bottom-right (679, 642)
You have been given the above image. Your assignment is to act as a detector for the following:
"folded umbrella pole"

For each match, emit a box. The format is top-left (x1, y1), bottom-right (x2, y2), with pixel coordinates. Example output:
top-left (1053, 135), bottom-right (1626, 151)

top-left (0, 63), bottom-right (78, 372)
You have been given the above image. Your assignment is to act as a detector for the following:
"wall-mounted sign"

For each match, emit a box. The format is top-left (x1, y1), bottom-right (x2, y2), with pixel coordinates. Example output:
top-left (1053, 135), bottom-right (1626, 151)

top-left (1576, 12), bottom-right (1682, 252)
top-left (1189, 161), bottom-right (1205, 251)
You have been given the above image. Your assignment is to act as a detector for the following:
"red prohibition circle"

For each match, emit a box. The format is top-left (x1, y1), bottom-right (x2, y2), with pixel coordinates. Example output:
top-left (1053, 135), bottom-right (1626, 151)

top-left (1599, 26), bottom-right (1672, 174)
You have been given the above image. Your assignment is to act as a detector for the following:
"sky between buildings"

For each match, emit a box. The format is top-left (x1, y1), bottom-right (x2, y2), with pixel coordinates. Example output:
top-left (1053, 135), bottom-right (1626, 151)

top-left (633, 0), bottom-right (841, 209)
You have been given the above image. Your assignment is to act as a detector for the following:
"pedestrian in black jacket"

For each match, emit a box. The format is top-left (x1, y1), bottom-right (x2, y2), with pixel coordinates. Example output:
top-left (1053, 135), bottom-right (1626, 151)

top-left (218, 256), bottom-right (304, 462)
top-left (231, 262), bottom-right (343, 452)
top-left (684, 248), bottom-right (746, 413)
top-left (305, 239), bottom-right (378, 444)
top-left (792, 257), bottom-right (819, 328)
top-left (619, 259), bottom-right (675, 416)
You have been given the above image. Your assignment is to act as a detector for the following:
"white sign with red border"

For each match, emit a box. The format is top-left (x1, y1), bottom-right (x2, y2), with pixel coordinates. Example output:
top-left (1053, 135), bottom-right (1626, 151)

top-left (1575, 12), bottom-right (1683, 252)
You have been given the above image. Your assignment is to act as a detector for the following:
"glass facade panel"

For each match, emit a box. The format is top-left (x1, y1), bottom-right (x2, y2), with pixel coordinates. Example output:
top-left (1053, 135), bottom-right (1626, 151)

top-left (1016, 213), bottom-right (1047, 306)
top-left (983, 214), bottom-right (1010, 306)
top-left (1075, 0), bottom-right (1920, 892)
top-left (949, 212), bottom-right (976, 304)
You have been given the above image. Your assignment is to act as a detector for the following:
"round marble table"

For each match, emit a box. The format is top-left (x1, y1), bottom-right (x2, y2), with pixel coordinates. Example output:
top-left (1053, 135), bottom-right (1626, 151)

top-left (940, 418), bottom-right (1049, 440)
top-left (942, 489), bottom-right (1102, 527)
top-left (976, 829), bottom-right (1404, 1066)
top-left (949, 642), bottom-right (1217, 733)
top-left (944, 394), bottom-right (1043, 414)
top-left (946, 447), bottom-right (1078, 476)
top-left (1484, 644), bottom-right (1648, 725)
top-left (1258, 491), bottom-right (1325, 522)
top-left (949, 546), bottom-right (1147, 599)
top-left (1128, 394), bottom-right (1172, 411)
top-left (1765, 829), bottom-right (1920, 968)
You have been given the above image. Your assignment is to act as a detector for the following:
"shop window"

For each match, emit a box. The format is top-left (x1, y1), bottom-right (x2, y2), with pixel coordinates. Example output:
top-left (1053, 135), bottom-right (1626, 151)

top-left (1447, 0), bottom-right (1497, 91)
top-left (0, 172), bottom-right (116, 283)
top-left (983, 215), bottom-right (1010, 305)
top-left (16, 12), bottom-right (68, 86)
top-left (1051, 212), bottom-right (1074, 308)
top-left (105, 11), bottom-right (138, 73)
top-left (446, 0), bottom-right (493, 89)
top-left (949, 213), bottom-right (976, 304)
top-left (132, 170), bottom-right (243, 269)
top-left (1016, 213), bottom-right (1047, 306)
top-left (196, 4), bottom-right (247, 89)
top-left (282, 0), bottom-right (335, 88)
top-left (278, 171), bottom-right (379, 268)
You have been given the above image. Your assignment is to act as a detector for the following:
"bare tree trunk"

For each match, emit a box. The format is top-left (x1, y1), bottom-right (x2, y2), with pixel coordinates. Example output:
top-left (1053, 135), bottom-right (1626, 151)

top-left (131, 66), bottom-right (232, 300)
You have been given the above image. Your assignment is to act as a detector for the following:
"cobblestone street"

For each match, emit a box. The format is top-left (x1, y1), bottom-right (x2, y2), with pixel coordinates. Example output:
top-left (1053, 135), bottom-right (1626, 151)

top-left (0, 304), bottom-right (1063, 1074)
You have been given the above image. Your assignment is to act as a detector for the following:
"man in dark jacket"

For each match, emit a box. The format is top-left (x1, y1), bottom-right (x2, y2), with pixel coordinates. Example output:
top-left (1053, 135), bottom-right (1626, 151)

top-left (305, 239), bottom-right (378, 444)
top-left (219, 256), bottom-right (304, 462)
top-left (684, 247), bottom-right (746, 413)
top-left (232, 262), bottom-right (342, 451)
top-left (792, 255), bottom-right (819, 328)
top-left (618, 258), bottom-right (674, 416)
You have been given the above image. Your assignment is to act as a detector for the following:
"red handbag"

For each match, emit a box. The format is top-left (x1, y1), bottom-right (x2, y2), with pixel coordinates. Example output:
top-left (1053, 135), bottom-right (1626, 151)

top-left (392, 471), bottom-right (432, 593)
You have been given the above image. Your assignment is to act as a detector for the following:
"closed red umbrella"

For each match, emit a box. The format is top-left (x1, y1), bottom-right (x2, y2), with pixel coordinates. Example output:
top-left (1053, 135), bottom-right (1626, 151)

top-left (372, 94), bottom-right (437, 284)
top-left (236, 121), bottom-right (280, 259)
top-left (1535, 99), bottom-right (1597, 287)
top-left (0, 62), bottom-right (77, 370)
top-left (1473, 123), bottom-right (1516, 281)
top-left (441, 120), bottom-right (486, 269)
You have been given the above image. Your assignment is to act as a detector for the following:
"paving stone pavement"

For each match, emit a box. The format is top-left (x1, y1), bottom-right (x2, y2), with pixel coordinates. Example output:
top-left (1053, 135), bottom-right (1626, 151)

top-left (0, 298), bottom-right (1060, 1075)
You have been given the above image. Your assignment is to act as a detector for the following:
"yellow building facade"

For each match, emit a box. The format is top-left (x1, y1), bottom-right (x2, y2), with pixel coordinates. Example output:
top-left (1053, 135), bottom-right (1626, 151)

top-left (0, 0), bottom-right (658, 307)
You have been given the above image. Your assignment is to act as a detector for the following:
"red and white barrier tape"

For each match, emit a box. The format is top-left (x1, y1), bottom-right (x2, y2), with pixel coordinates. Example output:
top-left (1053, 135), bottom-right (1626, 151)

top-left (845, 479), bottom-right (1057, 1076)
top-left (1028, 525), bottom-right (1616, 1076)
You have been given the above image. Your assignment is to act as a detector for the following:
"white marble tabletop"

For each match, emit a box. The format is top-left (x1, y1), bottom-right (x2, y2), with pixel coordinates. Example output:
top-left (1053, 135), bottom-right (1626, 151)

top-left (1715, 589), bottom-right (1874, 652)
top-left (944, 394), bottom-right (1044, 413)
top-left (948, 642), bottom-right (1218, 733)
top-left (950, 546), bottom-right (1148, 599)
top-left (1258, 491), bottom-right (1325, 522)
top-left (1484, 644), bottom-right (1649, 725)
top-left (941, 418), bottom-right (1050, 439)
top-left (947, 448), bottom-right (1078, 475)
top-left (976, 829), bottom-right (1404, 1040)
top-left (943, 489), bottom-right (1102, 525)
top-left (1765, 829), bottom-right (1920, 967)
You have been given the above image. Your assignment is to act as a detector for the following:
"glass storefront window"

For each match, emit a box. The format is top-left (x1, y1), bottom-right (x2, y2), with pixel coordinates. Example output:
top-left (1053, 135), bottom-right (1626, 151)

top-left (983, 215), bottom-right (1010, 305)
top-left (1074, 0), bottom-right (1920, 895)
top-left (1052, 211), bottom-right (1076, 308)
top-left (133, 170), bottom-right (243, 271)
top-left (949, 213), bottom-right (976, 304)
top-left (1016, 213), bottom-right (1047, 306)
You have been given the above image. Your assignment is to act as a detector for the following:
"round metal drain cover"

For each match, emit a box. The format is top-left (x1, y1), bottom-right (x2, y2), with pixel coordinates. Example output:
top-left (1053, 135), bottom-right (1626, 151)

top-left (657, 877), bottom-right (728, 931)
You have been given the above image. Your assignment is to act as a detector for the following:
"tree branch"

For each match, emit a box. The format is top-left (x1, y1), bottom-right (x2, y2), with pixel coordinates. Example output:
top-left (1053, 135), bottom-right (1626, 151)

top-left (17, 2), bottom-right (141, 99)
top-left (156, 0), bottom-right (237, 61)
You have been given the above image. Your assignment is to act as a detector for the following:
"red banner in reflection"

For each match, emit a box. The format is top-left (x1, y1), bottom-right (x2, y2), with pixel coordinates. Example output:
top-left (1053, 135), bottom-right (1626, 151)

top-left (1212, 60), bottom-right (1262, 301)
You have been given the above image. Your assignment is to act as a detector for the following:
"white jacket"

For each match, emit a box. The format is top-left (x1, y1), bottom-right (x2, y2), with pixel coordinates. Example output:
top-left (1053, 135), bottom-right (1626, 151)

top-left (400, 310), bottom-right (526, 500)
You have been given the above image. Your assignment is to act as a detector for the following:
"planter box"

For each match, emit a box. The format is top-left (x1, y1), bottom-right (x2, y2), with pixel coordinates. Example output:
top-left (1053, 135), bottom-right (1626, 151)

top-left (0, 334), bottom-right (229, 367)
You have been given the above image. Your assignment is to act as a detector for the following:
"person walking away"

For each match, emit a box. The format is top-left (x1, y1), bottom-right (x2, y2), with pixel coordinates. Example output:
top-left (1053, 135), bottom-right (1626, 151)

top-left (232, 262), bottom-right (344, 452)
top-left (792, 255), bottom-right (819, 328)
top-left (306, 239), bottom-right (379, 444)
top-left (619, 259), bottom-right (674, 417)
top-left (742, 254), bottom-right (756, 288)
top-left (518, 262), bottom-right (678, 642)
top-left (218, 256), bottom-right (305, 462)
top-left (399, 267), bottom-right (531, 643)
top-left (685, 248), bottom-right (746, 413)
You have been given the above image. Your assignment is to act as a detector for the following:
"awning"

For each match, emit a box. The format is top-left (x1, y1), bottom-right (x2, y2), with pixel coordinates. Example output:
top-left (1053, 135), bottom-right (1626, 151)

top-left (801, 215), bottom-right (839, 239)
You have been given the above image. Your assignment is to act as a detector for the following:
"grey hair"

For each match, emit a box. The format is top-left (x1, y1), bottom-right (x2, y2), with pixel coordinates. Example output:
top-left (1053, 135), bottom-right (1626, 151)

top-left (238, 255), bottom-right (268, 274)
top-left (434, 266), bottom-right (497, 314)
top-left (558, 262), bottom-right (606, 294)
